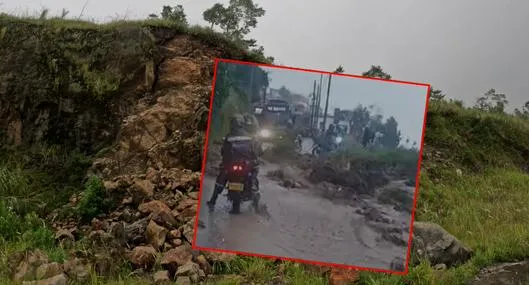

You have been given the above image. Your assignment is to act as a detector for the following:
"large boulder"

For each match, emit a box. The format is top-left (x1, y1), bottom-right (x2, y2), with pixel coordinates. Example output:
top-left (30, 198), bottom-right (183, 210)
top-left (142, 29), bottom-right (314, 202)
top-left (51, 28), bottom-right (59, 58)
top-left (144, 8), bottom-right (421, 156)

top-left (411, 222), bottom-right (473, 267)
top-left (161, 245), bottom-right (193, 277)
top-left (127, 246), bottom-right (157, 269)
top-left (13, 250), bottom-right (50, 282)
top-left (145, 220), bottom-right (168, 250)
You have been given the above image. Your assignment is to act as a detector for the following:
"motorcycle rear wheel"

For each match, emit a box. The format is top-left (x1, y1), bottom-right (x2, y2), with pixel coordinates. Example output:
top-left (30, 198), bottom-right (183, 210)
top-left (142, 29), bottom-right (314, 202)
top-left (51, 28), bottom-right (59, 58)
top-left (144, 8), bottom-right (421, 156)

top-left (229, 191), bottom-right (241, 212)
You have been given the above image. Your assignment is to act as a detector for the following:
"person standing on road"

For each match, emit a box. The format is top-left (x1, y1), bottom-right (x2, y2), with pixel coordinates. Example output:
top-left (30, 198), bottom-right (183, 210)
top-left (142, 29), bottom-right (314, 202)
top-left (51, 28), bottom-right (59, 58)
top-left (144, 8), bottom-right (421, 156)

top-left (362, 126), bottom-right (372, 148)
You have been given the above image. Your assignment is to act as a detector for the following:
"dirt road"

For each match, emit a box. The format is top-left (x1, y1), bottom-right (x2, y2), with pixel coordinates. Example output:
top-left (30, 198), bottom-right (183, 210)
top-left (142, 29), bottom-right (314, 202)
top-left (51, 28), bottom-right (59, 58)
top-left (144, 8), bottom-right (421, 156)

top-left (194, 161), bottom-right (409, 270)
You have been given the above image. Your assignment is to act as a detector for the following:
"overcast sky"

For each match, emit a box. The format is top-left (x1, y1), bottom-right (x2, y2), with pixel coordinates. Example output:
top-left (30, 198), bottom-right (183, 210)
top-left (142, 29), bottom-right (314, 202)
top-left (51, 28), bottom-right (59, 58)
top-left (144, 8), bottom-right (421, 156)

top-left (2, 0), bottom-right (528, 112)
top-left (259, 65), bottom-right (428, 145)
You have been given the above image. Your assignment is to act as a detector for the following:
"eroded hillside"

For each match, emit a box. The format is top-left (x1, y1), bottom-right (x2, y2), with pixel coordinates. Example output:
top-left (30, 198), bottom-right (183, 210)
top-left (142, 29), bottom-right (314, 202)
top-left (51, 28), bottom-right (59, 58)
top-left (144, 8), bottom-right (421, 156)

top-left (2, 15), bottom-right (529, 285)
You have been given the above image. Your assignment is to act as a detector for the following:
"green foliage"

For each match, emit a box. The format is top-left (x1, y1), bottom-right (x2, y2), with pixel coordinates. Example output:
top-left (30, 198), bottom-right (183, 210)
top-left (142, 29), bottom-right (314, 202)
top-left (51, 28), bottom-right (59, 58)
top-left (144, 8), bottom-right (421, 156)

top-left (0, 200), bottom-right (55, 249)
top-left (203, 0), bottom-right (266, 48)
top-left (474, 88), bottom-right (508, 113)
top-left (0, 14), bottom-right (272, 107)
top-left (160, 5), bottom-right (188, 25)
top-left (213, 256), bottom-right (327, 285)
top-left (203, 3), bottom-right (226, 29)
top-left (429, 87), bottom-right (445, 101)
top-left (76, 176), bottom-right (109, 223)
top-left (0, 144), bottom-right (91, 216)
top-left (514, 101), bottom-right (529, 119)
top-left (362, 65), bottom-right (392, 80)
top-left (424, 100), bottom-right (529, 173)
top-left (210, 61), bottom-right (270, 140)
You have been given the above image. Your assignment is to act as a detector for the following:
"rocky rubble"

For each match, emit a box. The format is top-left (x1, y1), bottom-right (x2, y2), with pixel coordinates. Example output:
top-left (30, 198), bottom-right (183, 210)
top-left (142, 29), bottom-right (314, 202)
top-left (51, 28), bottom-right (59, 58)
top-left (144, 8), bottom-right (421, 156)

top-left (45, 166), bottom-right (237, 283)
top-left (411, 221), bottom-right (473, 267)
top-left (308, 160), bottom-right (391, 198)
top-left (12, 250), bottom-right (89, 285)
top-left (470, 260), bottom-right (529, 285)
top-left (266, 165), bottom-right (308, 189)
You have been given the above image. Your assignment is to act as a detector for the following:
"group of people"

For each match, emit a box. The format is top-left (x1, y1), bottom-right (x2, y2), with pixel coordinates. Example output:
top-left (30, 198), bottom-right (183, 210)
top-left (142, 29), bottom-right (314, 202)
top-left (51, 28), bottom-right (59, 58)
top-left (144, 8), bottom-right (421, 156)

top-left (362, 126), bottom-right (384, 148)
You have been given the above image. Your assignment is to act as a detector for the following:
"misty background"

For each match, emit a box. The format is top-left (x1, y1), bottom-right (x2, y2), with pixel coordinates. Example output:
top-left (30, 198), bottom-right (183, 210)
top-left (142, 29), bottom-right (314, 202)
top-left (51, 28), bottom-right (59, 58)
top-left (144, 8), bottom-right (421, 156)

top-left (262, 66), bottom-right (428, 146)
top-left (2, 0), bottom-right (528, 112)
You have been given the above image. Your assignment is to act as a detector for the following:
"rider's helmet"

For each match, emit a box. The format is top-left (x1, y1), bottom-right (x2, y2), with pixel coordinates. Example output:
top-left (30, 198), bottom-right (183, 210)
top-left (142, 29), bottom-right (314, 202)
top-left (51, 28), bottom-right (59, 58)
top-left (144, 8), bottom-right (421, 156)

top-left (229, 114), bottom-right (245, 134)
top-left (242, 113), bottom-right (259, 135)
top-left (328, 124), bottom-right (335, 133)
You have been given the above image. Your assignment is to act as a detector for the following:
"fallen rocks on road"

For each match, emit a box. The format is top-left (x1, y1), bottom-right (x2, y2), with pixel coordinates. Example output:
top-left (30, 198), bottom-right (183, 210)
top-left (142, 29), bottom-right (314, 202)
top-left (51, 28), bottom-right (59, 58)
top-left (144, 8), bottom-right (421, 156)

top-left (266, 166), bottom-right (306, 189)
top-left (411, 221), bottom-right (473, 267)
top-left (470, 260), bottom-right (529, 285)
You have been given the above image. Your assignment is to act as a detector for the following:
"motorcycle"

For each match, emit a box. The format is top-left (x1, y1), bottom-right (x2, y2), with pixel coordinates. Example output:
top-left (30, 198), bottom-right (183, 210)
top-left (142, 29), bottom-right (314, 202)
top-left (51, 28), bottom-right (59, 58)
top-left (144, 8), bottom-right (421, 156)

top-left (225, 159), bottom-right (261, 212)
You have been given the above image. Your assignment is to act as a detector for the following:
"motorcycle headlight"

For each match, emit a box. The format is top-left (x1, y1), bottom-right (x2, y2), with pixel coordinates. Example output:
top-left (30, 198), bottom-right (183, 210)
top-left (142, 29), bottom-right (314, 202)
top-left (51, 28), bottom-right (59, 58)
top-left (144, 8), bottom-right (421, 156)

top-left (259, 129), bottom-right (272, 138)
top-left (335, 136), bottom-right (343, 144)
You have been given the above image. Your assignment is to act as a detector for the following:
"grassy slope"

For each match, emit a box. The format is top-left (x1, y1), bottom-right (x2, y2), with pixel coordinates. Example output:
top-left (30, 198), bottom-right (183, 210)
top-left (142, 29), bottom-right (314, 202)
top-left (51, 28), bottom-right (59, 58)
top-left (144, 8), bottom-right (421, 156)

top-left (357, 101), bottom-right (529, 285)
top-left (2, 16), bottom-right (529, 285)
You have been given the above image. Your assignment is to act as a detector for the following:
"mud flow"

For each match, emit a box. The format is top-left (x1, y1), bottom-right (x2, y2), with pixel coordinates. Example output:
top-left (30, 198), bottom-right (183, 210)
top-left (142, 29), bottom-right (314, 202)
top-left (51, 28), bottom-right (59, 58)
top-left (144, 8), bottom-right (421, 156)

top-left (196, 139), bottom-right (413, 270)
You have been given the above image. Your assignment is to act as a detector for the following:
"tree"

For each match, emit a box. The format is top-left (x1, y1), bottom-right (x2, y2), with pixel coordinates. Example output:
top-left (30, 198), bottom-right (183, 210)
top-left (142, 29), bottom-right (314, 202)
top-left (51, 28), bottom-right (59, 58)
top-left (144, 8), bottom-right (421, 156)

top-left (346, 105), bottom-right (371, 139)
top-left (203, 0), bottom-right (265, 45)
top-left (514, 101), bottom-right (529, 119)
top-left (160, 5), bottom-right (188, 25)
top-left (334, 65), bottom-right (345, 73)
top-left (250, 45), bottom-right (274, 63)
top-left (277, 86), bottom-right (292, 100)
top-left (203, 3), bottom-right (226, 29)
top-left (362, 65), bottom-right (391, 80)
top-left (429, 87), bottom-right (445, 101)
top-left (380, 116), bottom-right (401, 149)
top-left (474, 88), bottom-right (508, 113)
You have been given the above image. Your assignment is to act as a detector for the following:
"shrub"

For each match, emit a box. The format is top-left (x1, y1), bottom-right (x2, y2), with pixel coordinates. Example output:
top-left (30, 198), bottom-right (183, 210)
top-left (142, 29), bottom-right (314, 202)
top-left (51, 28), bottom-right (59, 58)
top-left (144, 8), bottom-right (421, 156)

top-left (76, 175), bottom-right (109, 223)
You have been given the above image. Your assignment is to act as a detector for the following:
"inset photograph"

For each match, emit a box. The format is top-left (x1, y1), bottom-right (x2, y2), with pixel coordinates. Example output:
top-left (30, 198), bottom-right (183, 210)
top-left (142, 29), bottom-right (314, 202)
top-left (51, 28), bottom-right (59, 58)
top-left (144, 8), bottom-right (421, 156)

top-left (193, 59), bottom-right (429, 273)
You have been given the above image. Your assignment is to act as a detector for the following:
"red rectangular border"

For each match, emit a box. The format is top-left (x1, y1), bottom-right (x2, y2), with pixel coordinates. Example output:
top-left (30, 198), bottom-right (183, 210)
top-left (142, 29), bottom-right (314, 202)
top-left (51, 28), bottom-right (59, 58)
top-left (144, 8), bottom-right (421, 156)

top-left (192, 58), bottom-right (432, 276)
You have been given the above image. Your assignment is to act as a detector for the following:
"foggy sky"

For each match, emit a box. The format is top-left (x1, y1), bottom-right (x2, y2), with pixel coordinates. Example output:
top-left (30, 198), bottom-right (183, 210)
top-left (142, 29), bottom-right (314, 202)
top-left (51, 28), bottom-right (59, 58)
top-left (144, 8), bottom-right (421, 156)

top-left (2, 0), bottom-right (528, 111)
top-left (262, 65), bottom-right (428, 145)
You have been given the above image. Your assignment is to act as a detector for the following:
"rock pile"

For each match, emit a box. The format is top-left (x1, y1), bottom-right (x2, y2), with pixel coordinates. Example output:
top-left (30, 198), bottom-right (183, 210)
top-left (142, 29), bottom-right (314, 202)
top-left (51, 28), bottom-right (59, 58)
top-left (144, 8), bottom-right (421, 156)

top-left (411, 222), bottom-right (473, 268)
top-left (47, 167), bottom-right (236, 283)
top-left (12, 251), bottom-right (90, 285)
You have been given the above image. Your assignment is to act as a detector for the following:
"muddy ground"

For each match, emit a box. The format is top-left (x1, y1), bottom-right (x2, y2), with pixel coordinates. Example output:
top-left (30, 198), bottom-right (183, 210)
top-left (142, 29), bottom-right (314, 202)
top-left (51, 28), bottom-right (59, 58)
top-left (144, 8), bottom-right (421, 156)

top-left (195, 141), bottom-right (415, 271)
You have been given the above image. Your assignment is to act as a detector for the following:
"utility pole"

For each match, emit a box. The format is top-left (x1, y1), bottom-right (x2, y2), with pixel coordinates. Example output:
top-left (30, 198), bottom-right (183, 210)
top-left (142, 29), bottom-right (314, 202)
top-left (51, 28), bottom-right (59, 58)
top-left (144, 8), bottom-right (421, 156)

top-left (315, 74), bottom-right (323, 130)
top-left (322, 73), bottom-right (332, 132)
top-left (310, 80), bottom-right (317, 129)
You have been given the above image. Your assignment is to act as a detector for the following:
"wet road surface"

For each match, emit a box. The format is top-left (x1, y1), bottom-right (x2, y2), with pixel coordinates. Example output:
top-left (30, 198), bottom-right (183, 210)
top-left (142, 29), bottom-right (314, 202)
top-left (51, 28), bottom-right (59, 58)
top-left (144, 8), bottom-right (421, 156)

top-left (195, 161), bottom-right (408, 270)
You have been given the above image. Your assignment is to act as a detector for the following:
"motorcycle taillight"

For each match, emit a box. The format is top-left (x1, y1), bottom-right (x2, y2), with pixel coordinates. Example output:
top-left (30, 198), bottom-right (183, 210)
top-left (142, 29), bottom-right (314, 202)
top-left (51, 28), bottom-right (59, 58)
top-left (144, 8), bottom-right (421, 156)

top-left (232, 164), bottom-right (243, 171)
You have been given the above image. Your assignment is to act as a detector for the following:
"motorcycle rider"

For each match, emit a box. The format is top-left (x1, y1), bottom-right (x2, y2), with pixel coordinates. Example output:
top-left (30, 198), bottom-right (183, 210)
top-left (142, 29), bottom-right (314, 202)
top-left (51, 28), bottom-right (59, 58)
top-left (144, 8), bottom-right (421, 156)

top-left (206, 113), bottom-right (262, 214)
top-left (324, 124), bottom-right (338, 150)
top-left (295, 133), bottom-right (303, 151)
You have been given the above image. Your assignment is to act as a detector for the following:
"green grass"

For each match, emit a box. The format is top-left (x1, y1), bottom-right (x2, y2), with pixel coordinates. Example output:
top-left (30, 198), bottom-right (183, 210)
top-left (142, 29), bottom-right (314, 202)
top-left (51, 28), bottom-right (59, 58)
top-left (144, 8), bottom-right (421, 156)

top-left (0, 143), bottom-right (92, 216)
top-left (212, 256), bottom-right (328, 285)
top-left (424, 100), bottom-right (529, 173)
top-left (0, 14), bottom-right (271, 104)
top-left (358, 168), bottom-right (529, 285)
